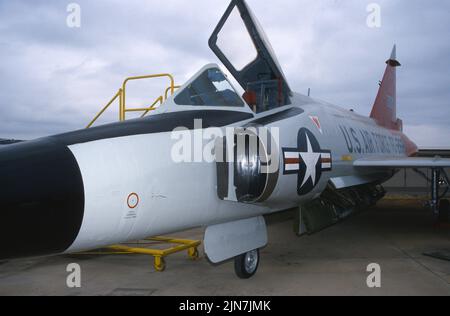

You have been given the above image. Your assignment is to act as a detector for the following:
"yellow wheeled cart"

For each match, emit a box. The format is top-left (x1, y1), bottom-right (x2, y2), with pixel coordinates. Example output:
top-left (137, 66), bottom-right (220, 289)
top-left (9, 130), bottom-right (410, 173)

top-left (75, 237), bottom-right (201, 272)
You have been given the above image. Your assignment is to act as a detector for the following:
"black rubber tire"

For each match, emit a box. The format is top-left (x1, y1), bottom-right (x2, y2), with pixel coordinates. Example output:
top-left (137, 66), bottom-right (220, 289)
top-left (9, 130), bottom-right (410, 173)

top-left (234, 249), bottom-right (259, 279)
top-left (438, 199), bottom-right (450, 223)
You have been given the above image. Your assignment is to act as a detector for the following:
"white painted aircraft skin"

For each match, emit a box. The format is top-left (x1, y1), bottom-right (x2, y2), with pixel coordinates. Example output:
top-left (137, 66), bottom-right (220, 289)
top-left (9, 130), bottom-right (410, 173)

top-left (65, 89), bottom-right (408, 253)
top-left (65, 131), bottom-right (270, 253)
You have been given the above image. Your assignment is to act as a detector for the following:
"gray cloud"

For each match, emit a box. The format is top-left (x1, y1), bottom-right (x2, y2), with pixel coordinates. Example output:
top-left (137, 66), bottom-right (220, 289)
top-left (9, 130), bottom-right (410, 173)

top-left (0, 0), bottom-right (449, 148)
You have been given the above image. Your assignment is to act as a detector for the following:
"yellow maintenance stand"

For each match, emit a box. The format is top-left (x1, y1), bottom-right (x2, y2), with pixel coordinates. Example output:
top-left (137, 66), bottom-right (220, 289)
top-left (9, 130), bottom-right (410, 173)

top-left (78, 237), bottom-right (201, 272)
top-left (82, 73), bottom-right (200, 272)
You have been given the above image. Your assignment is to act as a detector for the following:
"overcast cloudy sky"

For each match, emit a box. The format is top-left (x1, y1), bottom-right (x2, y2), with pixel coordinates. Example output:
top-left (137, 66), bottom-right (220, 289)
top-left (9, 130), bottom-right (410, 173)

top-left (0, 0), bottom-right (449, 147)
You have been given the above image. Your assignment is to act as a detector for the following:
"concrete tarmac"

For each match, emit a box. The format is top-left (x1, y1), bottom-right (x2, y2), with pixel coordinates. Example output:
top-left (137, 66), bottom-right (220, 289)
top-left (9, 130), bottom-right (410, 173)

top-left (0, 199), bottom-right (449, 296)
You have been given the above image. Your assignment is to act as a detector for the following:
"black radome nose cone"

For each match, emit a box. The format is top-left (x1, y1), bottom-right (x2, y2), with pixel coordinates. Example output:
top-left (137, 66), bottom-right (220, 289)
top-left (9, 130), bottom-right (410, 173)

top-left (0, 139), bottom-right (85, 259)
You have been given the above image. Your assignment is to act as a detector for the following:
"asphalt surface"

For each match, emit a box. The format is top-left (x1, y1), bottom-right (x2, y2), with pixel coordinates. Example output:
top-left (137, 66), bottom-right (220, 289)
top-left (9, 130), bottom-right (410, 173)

top-left (0, 199), bottom-right (449, 296)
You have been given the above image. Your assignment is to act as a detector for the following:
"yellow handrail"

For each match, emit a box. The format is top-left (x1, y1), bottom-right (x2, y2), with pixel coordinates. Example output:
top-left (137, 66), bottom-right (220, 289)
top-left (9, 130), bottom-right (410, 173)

top-left (121, 73), bottom-right (175, 121)
top-left (165, 85), bottom-right (181, 100)
top-left (86, 73), bottom-right (177, 128)
top-left (86, 89), bottom-right (122, 129)
top-left (126, 95), bottom-right (163, 113)
top-left (140, 96), bottom-right (164, 118)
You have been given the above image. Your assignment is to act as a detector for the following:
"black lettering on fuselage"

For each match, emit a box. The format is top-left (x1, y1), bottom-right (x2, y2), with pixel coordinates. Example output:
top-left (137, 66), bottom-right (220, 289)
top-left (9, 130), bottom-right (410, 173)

top-left (338, 124), bottom-right (406, 156)
top-left (339, 125), bottom-right (353, 153)
top-left (350, 128), bottom-right (362, 154)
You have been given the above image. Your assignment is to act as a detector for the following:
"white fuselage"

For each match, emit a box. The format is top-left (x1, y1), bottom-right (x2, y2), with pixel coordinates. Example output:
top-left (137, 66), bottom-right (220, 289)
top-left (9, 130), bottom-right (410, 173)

top-left (65, 93), bottom-right (409, 253)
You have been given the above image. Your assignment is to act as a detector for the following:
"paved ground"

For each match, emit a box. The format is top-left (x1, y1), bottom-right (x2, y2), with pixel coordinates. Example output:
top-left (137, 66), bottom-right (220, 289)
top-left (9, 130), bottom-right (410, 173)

top-left (1, 199), bottom-right (449, 296)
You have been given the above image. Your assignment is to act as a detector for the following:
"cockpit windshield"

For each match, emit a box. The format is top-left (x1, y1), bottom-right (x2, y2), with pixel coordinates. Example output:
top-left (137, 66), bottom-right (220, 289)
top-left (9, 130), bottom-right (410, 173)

top-left (174, 68), bottom-right (244, 107)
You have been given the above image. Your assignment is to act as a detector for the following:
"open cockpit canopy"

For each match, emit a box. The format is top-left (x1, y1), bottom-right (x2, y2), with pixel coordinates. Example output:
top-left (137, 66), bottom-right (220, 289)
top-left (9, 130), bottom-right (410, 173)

top-left (209, 0), bottom-right (291, 113)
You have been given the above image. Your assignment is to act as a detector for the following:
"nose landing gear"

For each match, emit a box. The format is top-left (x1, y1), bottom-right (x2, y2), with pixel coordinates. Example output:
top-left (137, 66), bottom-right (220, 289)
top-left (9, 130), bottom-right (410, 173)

top-left (234, 249), bottom-right (260, 279)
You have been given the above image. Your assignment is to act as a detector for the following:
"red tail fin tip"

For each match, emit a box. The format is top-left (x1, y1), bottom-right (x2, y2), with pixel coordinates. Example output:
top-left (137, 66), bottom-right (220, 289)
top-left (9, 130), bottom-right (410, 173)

top-left (370, 45), bottom-right (403, 131)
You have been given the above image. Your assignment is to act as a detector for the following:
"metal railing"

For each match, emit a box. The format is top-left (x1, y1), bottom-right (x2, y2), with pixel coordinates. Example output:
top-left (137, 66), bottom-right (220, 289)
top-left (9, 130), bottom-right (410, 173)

top-left (165, 85), bottom-right (181, 100)
top-left (87, 73), bottom-right (178, 128)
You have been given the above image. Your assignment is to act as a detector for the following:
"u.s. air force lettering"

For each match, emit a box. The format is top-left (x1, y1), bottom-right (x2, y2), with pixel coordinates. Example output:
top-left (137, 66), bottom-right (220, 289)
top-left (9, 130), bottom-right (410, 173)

top-left (283, 128), bottom-right (332, 196)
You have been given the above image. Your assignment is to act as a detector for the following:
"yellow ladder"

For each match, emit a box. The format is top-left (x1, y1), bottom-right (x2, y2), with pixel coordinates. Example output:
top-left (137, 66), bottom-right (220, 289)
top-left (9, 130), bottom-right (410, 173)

top-left (86, 73), bottom-right (180, 128)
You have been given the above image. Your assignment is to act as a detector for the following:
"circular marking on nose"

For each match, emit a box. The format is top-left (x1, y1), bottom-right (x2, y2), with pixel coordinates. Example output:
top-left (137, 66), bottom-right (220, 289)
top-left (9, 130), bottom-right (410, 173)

top-left (127, 193), bottom-right (139, 209)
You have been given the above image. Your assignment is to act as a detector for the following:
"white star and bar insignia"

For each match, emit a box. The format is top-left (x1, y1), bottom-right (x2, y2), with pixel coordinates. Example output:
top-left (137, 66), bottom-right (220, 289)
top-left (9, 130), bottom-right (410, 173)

top-left (283, 129), bottom-right (332, 195)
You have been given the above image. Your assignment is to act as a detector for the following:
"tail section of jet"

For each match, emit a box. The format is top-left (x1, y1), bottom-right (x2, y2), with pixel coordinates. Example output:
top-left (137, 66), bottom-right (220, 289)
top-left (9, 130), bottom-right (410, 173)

top-left (370, 45), bottom-right (403, 131)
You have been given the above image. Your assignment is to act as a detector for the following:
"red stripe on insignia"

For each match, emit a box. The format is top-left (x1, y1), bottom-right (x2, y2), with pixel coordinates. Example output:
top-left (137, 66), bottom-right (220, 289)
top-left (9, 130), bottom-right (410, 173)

top-left (285, 158), bottom-right (301, 164)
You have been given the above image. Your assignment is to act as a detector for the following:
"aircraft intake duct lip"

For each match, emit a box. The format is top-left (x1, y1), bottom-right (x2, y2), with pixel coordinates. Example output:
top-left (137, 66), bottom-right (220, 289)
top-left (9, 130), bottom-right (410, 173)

top-left (216, 124), bottom-right (279, 204)
top-left (0, 139), bottom-right (85, 260)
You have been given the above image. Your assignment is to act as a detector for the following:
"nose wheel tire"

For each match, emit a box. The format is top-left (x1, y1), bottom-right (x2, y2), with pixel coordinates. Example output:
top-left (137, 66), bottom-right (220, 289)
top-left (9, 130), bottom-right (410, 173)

top-left (234, 249), bottom-right (260, 279)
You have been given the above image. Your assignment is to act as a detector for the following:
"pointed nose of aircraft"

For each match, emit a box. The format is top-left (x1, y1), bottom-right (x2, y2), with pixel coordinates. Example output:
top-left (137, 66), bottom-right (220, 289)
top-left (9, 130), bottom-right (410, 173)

top-left (0, 139), bottom-right (85, 260)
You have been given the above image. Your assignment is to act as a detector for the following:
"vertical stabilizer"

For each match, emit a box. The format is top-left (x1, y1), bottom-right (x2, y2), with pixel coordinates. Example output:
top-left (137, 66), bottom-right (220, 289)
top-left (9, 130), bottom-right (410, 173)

top-left (370, 45), bottom-right (403, 131)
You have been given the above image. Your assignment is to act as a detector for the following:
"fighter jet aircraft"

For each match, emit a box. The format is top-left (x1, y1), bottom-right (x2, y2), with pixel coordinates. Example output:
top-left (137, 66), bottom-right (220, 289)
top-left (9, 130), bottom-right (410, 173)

top-left (1, 0), bottom-right (449, 278)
